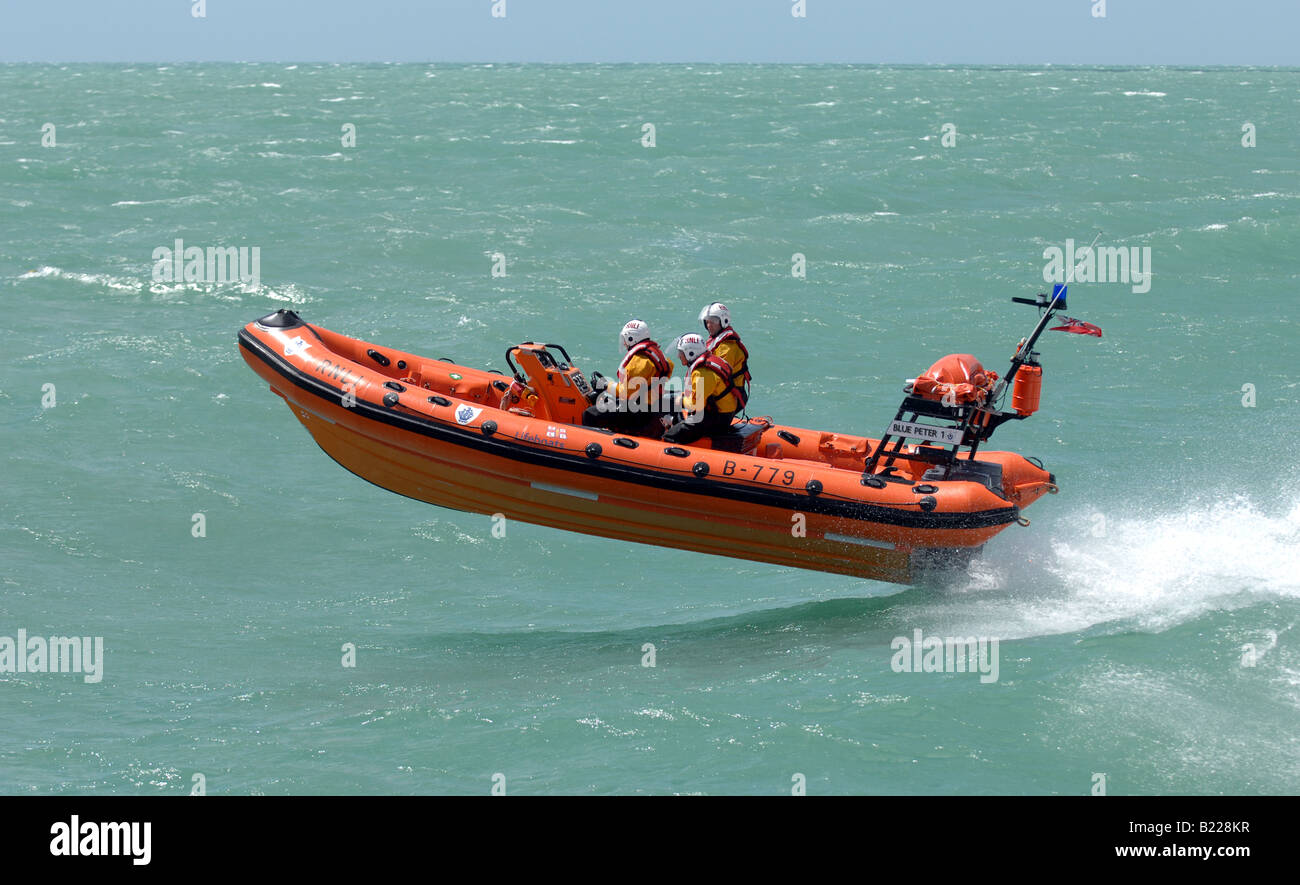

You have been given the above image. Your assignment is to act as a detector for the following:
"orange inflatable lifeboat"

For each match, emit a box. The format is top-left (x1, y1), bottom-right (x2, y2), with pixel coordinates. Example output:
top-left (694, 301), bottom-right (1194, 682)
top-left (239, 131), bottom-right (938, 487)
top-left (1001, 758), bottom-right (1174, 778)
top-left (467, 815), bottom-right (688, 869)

top-left (238, 310), bottom-right (1059, 585)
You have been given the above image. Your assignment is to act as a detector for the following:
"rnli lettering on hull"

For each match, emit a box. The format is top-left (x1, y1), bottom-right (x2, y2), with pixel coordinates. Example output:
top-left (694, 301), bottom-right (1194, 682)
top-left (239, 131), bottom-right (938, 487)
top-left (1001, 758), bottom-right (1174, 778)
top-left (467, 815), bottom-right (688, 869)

top-left (315, 358), bottom-right (359, 390)
top-left (889, 420), bottom-right (963, 445)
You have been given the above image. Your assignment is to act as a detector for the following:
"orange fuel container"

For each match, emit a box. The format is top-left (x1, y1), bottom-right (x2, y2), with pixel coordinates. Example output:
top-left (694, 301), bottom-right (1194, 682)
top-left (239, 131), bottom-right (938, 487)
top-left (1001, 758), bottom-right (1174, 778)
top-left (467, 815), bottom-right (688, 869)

top-left (1012, 364), bottom-right (1042, 416)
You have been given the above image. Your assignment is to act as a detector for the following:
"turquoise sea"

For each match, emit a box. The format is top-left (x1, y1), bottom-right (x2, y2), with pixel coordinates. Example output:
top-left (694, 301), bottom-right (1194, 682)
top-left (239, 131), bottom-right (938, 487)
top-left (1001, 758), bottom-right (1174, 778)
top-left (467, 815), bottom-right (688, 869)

top-left (2, 64), bottom-right (1298, 794)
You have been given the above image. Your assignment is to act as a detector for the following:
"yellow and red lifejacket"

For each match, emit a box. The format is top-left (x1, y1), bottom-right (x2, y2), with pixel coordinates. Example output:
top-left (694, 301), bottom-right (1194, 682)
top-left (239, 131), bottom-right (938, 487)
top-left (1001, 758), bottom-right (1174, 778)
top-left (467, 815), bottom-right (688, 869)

top-left (616, 339), bottom-right (672, 405)
top-left (688, 352), bottom-right (741, 414)
top-left (704, 328), bottom-right (751, 410)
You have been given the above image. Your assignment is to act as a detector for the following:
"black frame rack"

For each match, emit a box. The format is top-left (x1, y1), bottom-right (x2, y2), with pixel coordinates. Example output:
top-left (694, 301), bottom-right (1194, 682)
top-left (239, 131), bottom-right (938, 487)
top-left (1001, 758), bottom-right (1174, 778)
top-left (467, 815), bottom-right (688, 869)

top-left (862, 390), bottom-right (1027, 483)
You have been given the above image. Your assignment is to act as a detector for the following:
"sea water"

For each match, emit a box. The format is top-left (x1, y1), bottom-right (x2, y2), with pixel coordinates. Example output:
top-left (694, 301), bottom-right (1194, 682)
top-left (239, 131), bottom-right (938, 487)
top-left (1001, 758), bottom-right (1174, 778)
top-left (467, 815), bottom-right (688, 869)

top-left (2, 64), bottom-right (1298, 794)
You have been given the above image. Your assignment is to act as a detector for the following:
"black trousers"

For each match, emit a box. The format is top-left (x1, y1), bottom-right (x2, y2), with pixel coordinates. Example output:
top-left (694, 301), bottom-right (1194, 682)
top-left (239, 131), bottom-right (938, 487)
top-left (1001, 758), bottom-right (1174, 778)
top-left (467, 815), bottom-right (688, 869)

top-left (581, 405), bottom-right (667, 438)
top-left (661, 409), bottom-right (736, 445)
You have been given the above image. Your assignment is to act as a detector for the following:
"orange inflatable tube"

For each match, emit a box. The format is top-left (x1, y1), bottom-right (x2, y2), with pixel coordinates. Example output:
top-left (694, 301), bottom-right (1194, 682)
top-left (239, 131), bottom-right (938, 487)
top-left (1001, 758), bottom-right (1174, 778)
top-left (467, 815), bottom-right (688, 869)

top-left (238, 311), bottom-right (1056, 584)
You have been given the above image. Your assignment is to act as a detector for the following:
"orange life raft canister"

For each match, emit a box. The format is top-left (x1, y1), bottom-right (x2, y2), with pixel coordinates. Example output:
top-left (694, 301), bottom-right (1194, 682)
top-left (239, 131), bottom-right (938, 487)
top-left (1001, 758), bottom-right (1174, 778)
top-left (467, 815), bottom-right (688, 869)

top-left (1012, 364), bottom-right (1042, 416)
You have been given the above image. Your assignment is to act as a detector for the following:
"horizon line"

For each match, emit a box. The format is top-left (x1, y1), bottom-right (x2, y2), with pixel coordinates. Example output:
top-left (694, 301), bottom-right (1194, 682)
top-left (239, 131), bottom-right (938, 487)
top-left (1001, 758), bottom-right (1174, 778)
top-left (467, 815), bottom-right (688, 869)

top-left (4, 60), bottom-right (1298, 69)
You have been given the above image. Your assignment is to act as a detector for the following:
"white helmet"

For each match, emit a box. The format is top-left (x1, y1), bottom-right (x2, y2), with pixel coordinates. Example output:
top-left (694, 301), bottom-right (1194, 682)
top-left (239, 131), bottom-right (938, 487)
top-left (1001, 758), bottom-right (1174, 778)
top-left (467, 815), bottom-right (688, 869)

top-left (698, 302), bottom-right (731, 331)
top-left (675, 333), bottom-right (706, 365)
top-left (620, 319), bottom-right (651, 351)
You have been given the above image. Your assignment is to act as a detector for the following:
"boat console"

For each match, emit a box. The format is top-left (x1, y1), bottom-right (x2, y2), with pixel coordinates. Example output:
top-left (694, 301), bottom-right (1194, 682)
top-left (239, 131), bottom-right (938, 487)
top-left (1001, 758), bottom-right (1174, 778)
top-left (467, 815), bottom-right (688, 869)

top-left (503, 342), bottom-right (595, 425)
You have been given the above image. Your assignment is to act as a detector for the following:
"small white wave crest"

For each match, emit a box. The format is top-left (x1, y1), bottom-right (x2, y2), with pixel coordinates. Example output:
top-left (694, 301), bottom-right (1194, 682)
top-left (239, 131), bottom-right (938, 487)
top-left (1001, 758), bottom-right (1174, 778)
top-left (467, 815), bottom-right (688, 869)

top-left (17, 265), bottom-right (142, 292)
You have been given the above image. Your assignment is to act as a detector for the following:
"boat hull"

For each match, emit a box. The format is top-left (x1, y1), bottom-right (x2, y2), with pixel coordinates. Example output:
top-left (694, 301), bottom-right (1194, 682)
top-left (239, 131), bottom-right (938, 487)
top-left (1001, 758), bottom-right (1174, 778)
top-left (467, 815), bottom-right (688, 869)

top-left (238, 312), bottom-right (1052, 584)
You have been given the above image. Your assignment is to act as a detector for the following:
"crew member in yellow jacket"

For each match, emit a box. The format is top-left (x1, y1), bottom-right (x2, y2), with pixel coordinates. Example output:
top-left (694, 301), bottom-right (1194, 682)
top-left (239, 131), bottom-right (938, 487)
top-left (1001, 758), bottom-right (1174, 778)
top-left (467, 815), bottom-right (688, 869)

top-left (698, 301), bottom-right (751, 413)
top-left (662, 333), bottom-right (739, 445)
top-left (582, 319), bottom-right (674, 437)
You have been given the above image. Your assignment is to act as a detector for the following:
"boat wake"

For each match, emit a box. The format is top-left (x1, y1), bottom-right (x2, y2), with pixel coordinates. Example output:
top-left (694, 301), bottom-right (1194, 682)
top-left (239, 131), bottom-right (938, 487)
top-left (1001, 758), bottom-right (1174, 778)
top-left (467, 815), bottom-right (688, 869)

top-left (916, 491), bottom-right (1300, 641)
top-left (15, 265), bottom-right (309, 304)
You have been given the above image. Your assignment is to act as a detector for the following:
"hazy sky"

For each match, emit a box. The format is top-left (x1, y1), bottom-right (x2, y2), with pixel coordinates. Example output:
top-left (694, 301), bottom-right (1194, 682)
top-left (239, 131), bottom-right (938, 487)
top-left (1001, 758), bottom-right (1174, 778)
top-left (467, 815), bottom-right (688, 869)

top-left (1, 0), bottom-right (1295, 65)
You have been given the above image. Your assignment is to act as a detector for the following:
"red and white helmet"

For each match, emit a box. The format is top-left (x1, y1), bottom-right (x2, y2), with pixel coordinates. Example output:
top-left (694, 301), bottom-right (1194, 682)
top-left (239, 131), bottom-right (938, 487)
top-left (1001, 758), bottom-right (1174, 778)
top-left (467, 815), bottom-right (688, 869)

top-left (620, 319), bottom-right (651, 351)
top-left (674, 333), bottom-right (706, 365)
top-left (698, 302), bottom-right (731, 330)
